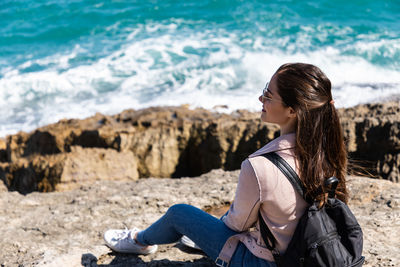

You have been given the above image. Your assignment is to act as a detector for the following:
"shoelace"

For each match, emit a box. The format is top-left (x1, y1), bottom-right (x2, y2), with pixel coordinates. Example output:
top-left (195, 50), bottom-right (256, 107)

top-left (113, 228), bottom-right (134, 242)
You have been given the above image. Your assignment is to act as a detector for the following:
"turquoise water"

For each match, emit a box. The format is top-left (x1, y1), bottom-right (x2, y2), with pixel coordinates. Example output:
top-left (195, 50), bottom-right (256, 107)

top-left (1, 0), bottom-right (400, 136)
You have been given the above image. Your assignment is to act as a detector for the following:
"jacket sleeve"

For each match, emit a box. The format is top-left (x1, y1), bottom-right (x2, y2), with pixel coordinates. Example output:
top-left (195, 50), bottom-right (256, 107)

top-left (222, 159), bottom-right (261, 232)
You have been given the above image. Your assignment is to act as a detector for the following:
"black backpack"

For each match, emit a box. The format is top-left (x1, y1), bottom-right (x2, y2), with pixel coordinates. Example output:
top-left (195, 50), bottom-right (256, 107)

top-left (260, 152), bottom-right (365, 267)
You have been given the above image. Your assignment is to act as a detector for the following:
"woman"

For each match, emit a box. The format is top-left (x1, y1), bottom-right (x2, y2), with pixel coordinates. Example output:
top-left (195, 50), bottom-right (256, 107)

top-left (103, 63), bottom-right (348, 266)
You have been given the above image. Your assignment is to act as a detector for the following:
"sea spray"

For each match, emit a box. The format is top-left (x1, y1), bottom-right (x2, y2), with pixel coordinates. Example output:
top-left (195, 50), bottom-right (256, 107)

top-left (1, 0), bottom-right (399, 136)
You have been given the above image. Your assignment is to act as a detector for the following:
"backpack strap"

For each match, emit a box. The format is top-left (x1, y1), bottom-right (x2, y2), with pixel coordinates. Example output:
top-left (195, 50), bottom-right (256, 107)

top-left (324, 176), bottom-right (339, 198)
top-left (258, 212), bottom-right (282, 265)
top-left (257, 152), bottom-right (307, 266)
top-left (261, 152), bottom-right (306, 200)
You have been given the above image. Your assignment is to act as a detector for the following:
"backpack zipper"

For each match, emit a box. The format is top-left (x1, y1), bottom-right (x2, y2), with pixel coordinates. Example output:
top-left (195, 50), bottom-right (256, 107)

top-left (308, 231), bottom-right (339, 249)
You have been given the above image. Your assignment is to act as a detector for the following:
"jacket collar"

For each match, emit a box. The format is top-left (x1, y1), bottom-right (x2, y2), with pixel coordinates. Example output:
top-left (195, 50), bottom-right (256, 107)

top-left (249, 132), bottom-right (296, 158)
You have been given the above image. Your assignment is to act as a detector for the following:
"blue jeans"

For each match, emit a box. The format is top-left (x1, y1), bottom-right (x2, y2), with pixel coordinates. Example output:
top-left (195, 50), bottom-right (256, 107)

top-left (136, 204), bottom-right (276, 267)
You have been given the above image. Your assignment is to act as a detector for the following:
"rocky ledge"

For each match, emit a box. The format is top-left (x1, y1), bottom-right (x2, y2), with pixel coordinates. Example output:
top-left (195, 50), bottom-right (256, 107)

top-left (1, 101), bottom-right (399, 194)
top-left (0, 170), bottom-right (399, 267)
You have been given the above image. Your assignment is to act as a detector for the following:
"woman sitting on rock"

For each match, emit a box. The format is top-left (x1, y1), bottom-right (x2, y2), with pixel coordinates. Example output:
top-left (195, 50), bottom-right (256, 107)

top-left (104, 63), bottom-right (348, 266)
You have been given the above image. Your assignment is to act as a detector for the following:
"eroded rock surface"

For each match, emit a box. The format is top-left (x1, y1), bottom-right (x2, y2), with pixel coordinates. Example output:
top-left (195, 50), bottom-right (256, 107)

top-left (339, 102), bottom-right (400, 182)
top-left (0, 107), bottom-right (278, 194)
top-left (0, 171), bottom-right (399, 267)
top-left (0, 101), bottom-right (399, 194)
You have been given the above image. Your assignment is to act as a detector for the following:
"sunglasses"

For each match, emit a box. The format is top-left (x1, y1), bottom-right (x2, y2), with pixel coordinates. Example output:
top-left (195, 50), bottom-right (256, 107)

top-left (261, 83), bottom-right (285, 104)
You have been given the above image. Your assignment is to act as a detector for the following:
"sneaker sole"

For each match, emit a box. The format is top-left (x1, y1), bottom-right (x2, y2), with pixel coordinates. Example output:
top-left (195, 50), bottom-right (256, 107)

top-left (103, 229), bottom-right (158, 255)
top-left (104, 242), bottom-right (158, 254)
top-left (180, 236), bottom-right (202, 250)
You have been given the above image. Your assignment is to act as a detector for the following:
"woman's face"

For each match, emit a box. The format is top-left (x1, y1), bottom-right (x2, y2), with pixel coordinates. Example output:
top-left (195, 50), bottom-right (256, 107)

top-left (259, 74), bottom-right (297, 130)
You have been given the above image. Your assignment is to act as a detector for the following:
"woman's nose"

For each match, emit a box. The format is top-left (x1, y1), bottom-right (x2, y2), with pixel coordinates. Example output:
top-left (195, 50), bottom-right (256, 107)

top-left (259, 95), bottom-right (263, 103)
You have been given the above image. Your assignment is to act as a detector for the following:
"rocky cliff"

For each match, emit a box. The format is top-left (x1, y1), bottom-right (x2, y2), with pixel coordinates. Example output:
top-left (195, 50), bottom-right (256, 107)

top-left (339, 102), bottom-right (400, 182)
top-left (0, 101), bottom-right (399, 194)
top-left (1, 171), bottom-right (399, 266)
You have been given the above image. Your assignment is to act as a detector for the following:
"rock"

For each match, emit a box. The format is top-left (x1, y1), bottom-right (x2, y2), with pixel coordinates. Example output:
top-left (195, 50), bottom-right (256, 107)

top-left (0, 179), bottom-right (7, 192)
top-left (0, 137), bottom-right (6, 162)
top-left (0, 147), bottom-right (138, 194)
top-left (0, 172), bottom-right (398, 266)
top-left (1, 106), bottom-right (279, 193)
top-left (56, 146), bottom-right (139, 191)
top-left (346, 176), bottom-right (400, 267)
top-left (339, 102), bottom-right (400, 182)
top-left (0, 169), bottom-right (237, 266)
top-left (1, 101), bottom-right (400, 193)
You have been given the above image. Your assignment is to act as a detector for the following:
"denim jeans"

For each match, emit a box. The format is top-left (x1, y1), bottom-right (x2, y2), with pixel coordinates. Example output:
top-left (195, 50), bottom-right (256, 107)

top-left (136, 204), bottom-right (276, 267)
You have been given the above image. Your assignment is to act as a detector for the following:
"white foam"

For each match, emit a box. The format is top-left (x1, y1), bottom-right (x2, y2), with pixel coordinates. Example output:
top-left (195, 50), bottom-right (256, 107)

top-left (0, 22), bottom-right (399, 137)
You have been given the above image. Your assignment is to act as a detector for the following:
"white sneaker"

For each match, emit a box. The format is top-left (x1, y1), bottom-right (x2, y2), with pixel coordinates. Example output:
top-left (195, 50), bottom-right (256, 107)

top-left (104, 228), bottom-right (158, 254)
top-left (180, 235), bottom-right (202, 250)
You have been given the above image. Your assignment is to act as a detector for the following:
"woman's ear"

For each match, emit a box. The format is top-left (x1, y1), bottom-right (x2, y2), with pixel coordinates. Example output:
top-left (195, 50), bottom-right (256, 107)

top-left (288, 107), bottom-right (297, 118)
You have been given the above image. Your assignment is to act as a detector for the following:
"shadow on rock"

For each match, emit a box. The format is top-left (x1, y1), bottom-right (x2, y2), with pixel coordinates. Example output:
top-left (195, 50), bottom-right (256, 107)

top-left (81, 250), bottom-right (215, 267)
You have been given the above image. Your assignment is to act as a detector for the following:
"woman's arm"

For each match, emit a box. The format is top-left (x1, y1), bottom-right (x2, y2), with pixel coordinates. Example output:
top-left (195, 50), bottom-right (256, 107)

top-left (222, 159), bottom-right (260, 232)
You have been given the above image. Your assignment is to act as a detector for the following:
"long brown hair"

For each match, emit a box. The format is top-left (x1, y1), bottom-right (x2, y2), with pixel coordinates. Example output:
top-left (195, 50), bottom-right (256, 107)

top-left (275, 63), bottom-right (348, 204)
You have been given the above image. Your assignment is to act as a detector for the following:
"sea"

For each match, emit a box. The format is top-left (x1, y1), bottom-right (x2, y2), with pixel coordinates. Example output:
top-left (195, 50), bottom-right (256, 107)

top-left (1, 0), bottom-right (399, 137)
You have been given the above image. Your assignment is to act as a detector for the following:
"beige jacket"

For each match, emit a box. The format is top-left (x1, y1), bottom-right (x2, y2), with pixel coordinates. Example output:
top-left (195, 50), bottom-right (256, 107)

top-left (221, 133), bottom-right (308, 262)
